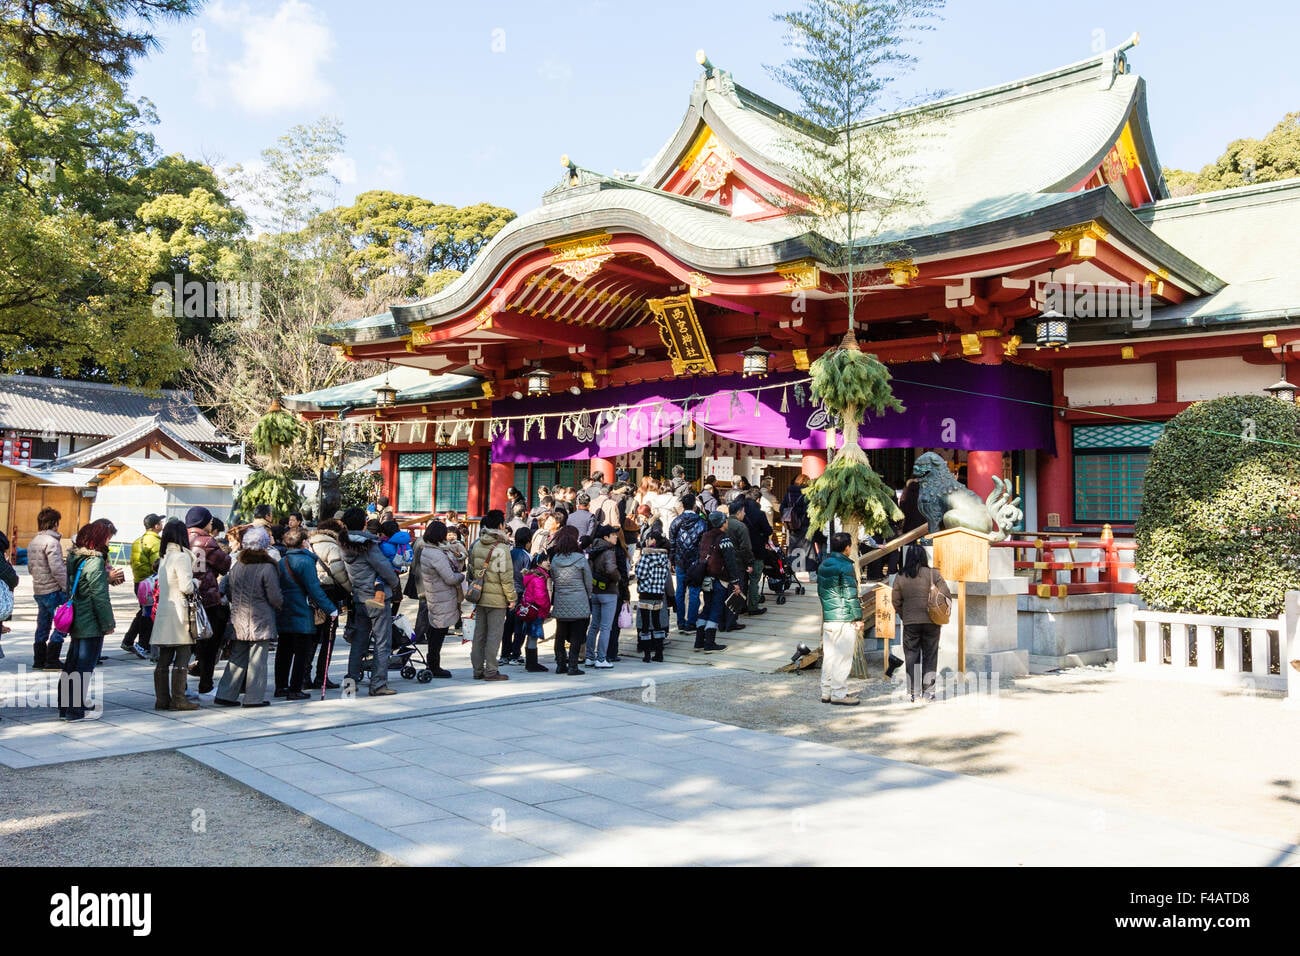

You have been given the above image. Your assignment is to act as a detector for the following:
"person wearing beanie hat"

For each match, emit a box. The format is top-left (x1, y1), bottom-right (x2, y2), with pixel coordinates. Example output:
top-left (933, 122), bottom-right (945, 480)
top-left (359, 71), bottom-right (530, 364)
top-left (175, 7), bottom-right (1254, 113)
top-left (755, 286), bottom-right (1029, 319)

top-left (213, 523), bottom-right (282, 707)
top-left (187, 505), bottom-right (231, 696)
top-left (722, 503), bottom-right (758, 627)
top-left (693, 512), bottom-right (741, 653)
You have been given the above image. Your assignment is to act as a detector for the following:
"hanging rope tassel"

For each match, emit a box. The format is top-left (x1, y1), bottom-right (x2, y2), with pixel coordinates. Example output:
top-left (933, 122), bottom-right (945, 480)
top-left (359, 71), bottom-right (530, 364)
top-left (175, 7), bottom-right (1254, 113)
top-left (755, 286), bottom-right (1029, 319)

top-left (780, 386), bottom-right (789, 414)
top-left (752, 390), bottom-right (761, 417)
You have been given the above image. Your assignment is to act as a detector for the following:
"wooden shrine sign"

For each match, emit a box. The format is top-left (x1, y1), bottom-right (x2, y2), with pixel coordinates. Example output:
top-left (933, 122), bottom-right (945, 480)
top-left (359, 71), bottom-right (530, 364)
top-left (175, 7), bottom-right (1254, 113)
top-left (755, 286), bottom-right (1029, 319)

top-left (929, 527), bottom-right (993, 673)
top-left (648, 294), bottom-right (716, 376)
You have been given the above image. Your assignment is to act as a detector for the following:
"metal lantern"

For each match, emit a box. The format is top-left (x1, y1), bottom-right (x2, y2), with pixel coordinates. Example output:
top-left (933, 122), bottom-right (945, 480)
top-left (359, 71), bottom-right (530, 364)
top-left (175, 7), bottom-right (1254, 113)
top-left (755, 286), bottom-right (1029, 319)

top-left (1265, 378), bottom-right (1297, 404)
top-left (526, 366), bottom-right (552, 397)
top-left (373, 383), bottom-right (397, 407)
top-left (1035, 307), bottom-right (1069, 349)
top-left (741, 340), bottom-right (771, 378)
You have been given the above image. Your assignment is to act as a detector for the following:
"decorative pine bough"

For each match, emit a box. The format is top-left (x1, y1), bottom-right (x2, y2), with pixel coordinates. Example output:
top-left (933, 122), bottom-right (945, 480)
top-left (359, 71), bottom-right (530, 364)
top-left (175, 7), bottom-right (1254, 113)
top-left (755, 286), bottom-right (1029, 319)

top-left (804, 332), bottom-right (905, 564)
top-left (236, 400), bottom-right (306, 519)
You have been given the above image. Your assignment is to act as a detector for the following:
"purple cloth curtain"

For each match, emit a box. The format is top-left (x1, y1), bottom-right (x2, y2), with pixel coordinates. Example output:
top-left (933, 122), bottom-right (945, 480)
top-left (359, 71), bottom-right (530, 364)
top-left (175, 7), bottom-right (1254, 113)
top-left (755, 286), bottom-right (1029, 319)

top-left (490, 363), bottom-right (1054, 462)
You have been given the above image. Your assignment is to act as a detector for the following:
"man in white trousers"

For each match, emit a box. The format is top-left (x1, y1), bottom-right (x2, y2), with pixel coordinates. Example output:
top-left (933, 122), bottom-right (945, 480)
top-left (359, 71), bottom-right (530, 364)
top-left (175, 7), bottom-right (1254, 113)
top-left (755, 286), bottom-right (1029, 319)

top-left (816, 532), bottom-right (862, 705)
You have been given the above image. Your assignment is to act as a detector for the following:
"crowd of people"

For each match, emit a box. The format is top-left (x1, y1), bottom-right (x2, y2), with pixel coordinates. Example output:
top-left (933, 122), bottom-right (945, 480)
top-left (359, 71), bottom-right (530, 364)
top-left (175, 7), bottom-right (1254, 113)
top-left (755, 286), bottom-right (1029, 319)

top-left (1, 464), bottom-right (949, 719)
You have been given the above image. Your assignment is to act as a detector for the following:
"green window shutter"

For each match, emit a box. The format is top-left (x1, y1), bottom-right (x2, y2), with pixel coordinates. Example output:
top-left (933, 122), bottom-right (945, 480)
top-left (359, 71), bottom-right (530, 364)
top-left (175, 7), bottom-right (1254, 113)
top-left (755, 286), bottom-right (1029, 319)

top-left (397, 453), bottom-right (433, 513)
top-left (1071, 424), bottom-right (1160, 523)
top-left (434, 451), bottom-right (470, 513)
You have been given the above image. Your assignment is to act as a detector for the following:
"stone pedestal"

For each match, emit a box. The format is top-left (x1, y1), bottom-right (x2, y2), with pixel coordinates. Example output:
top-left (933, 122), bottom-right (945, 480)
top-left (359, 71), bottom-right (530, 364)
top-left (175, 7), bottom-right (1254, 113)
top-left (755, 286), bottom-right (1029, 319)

top-left (935, 546), bottom-right (1029, 677)
top-left (1017, 592), bottom-right (1129, 672)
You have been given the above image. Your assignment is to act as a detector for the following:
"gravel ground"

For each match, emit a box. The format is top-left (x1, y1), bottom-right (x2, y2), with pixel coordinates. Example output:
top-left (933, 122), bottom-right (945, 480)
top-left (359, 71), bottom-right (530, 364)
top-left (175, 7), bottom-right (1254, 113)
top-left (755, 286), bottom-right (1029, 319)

top-left (601, 666), bottom-right (1300, 846)
top-left (0, 750), bottom-right (399, 866)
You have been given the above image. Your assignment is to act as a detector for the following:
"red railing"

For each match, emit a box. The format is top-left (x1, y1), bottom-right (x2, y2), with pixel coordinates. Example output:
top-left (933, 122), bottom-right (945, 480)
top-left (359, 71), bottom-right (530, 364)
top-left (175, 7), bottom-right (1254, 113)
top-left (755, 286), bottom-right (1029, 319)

top-left (993, 524), bottom-right (1137, 597)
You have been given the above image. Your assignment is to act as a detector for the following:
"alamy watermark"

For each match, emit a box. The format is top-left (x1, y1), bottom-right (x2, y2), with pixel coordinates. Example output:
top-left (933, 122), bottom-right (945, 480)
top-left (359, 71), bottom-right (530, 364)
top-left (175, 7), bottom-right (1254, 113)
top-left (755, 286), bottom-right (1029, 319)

top-left (1042, 276), bottom-right (1151, 329)
top-left (1, 666), bottom-right (104, 718)
top-left (151, 275), bottom-right (260, 320)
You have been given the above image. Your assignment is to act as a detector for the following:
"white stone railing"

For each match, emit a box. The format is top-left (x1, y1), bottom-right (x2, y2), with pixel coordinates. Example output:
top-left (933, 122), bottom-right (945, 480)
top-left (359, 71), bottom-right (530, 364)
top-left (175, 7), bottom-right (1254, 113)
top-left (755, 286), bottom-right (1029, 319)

top-left (1116, 600), bottom-right (1298, 702)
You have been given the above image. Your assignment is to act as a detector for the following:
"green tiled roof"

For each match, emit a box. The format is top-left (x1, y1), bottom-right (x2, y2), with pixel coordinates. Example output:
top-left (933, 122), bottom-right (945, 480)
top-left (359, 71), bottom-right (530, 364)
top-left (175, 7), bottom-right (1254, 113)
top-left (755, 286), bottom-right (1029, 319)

top-left (282, 366), bottom-right (482, 412)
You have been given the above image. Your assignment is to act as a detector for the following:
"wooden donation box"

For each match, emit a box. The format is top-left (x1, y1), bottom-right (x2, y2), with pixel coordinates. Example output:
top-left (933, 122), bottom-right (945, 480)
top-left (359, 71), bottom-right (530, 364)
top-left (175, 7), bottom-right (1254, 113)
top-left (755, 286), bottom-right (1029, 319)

top-left (928, 527), bottom-right (992, 672)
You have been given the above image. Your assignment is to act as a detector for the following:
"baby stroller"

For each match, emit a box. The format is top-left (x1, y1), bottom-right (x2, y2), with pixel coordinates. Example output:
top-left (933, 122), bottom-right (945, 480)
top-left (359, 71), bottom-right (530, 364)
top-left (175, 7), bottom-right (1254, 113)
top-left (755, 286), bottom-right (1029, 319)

top-left (357, 613), bottom-right (436, 683)
top-left (762, 545), bottom-right (805, 605)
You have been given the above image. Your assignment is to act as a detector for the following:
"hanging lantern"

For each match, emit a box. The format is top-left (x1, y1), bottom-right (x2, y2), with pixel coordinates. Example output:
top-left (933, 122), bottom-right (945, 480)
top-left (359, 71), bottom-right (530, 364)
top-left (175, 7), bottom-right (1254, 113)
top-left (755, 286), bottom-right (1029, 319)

top-left (373, 383), bottom-right (398, 407)
top-left (435, 424), bottom-right (450, 447)
top-left (741, 339), bottom-right (771, 378)
top-left (1264, 378), bottom-right (1297, 404)
top-left (1034, 307), bottom-right (1069, 349)
top-left (526, 366), bottom-right (552, 397)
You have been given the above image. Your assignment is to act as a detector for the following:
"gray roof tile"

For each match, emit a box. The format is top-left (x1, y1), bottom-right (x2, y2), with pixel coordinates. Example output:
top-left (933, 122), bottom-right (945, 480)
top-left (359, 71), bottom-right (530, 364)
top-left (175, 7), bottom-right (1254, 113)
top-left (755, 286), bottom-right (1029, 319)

top-left (0, 376), bottom-right (223, 444)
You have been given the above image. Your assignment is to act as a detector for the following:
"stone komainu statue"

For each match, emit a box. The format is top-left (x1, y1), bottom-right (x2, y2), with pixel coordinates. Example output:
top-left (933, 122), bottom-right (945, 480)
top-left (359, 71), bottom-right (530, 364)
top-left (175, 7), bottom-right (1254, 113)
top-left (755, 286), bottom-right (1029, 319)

top-left (911, 452), bottom-right (1022, 541)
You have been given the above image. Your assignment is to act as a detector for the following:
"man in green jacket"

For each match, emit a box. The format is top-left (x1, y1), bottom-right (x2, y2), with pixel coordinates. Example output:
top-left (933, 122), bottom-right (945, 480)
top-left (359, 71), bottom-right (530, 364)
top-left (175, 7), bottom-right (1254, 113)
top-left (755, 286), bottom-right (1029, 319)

top-left (121, 514), bottom-right (163, 658)
top-left (816, 532), bottom-right (862, 705)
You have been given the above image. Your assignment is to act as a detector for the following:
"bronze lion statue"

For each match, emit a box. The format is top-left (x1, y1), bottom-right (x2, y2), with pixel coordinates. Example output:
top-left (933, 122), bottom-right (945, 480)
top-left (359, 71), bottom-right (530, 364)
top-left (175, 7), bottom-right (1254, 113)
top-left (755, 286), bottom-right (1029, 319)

top-left (912, 452), bottom-right (1021, 540)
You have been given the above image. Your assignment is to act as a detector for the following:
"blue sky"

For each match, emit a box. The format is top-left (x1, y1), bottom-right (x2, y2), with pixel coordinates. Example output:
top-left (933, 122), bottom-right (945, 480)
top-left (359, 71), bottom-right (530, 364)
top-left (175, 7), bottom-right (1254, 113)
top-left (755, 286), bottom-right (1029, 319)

top-left (128, 0), bottom-right (1300, 217)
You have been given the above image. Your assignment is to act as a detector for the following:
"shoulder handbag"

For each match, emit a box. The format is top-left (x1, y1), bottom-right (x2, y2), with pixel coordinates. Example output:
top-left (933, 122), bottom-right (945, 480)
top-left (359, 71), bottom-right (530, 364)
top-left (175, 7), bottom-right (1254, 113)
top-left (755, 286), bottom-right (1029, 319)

top-left (187, 593), bottom-right (214, 640)
top-left (466, 543), bottom-right (503, 605)
top-left (52, 560), bottom-right (86, 635)
top-left (926, 568), bottom-right (952, 626)
top-left (284, 556), bottom-right (328, 626)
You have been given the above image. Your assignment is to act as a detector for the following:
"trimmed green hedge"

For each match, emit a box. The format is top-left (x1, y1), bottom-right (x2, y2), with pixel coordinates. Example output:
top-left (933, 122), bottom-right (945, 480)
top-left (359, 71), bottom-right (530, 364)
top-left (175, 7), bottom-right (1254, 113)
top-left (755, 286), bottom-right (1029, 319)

top-left (1135, 394), bottom-right (1300, 617)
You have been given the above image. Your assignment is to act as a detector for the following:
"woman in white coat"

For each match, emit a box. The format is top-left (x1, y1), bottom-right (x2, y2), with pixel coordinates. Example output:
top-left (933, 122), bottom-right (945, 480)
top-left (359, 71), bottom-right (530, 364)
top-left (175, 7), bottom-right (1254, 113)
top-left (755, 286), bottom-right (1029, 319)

top-left (151, 518), bottom-right (200, 711)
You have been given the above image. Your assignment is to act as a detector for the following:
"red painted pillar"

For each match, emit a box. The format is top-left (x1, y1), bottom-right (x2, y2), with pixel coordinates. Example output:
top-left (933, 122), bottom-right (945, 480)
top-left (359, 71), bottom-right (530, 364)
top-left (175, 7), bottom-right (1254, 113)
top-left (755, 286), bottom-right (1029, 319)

top-left (965, 450), bottom-right (1002, 499)
top-left (801, 450), bottom-right (827, 479)
top-left (489, 460), bottom-right (513, 513)
top-left (1037, 413), bottom-right (1073, 529)
top-left (591, 457), bottom-right (615, 485)
top-left (380, 450), bottom-right (396, 506)
top-left (1036, 366), bottom-right (1071, 528)
top-left (467, 446), bottom-right (487, 518)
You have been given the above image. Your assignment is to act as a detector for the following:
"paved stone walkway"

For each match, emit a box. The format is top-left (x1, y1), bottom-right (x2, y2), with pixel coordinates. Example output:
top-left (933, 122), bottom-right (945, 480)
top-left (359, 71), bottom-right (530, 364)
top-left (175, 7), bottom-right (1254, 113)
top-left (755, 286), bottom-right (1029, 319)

top-left (185, 695), bottom-right (1296, 867)
top-left (4, 573), bottom-right (1296, 867)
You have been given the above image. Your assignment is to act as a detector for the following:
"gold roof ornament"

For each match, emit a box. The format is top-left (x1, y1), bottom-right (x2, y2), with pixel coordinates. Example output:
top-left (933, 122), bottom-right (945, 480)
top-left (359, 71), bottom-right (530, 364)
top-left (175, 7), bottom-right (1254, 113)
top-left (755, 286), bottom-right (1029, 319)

top-left (1053, 221), bottom-right (1109, 259)
top-left (548, 233), bottom-right (614, 283)
top-left (776, 260), bottom-right (820, 292)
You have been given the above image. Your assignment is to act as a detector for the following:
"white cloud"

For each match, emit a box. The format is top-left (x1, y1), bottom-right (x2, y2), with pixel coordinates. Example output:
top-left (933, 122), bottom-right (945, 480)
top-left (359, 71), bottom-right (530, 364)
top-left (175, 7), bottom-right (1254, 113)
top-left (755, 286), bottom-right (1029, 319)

top-left (328, 155), bottom-right (357, 185)
top-left (537, 59), bottom-right (573, 83)
top-left (210, 0), bottom-right (334, 114)
top-left (373, 149), bottom-right (405, 189)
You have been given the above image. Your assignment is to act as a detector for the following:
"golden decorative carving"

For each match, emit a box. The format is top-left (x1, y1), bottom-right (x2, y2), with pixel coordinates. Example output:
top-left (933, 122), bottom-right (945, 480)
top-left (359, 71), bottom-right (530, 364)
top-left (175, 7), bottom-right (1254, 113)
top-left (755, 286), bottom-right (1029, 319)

top-left (476, 305), bottom-right (495, 329)
top-left (1144, 268), bottom-right (1169, 297)
top-left (687, 272), bottom-right (712, 297)
top-left (480, 381), bottom-right (495, 400)
top-left (792, 348), bottom-right (810, 370)
top-left (694, 144), bottom-right (734, 191)
top-left (408, 323), bottom-right (436, 348)
top-left (1002, 335), bottom-right (1021, 358)
top-left (1053, 221), bottom-right (1109, 258)
top-left (776, 260), bottom-right (820, 292)
top-left (647, 294), bottom-right (716, 376)
top-left (885, 259), bottom-right (920, 287)
top-left (1120, 345), bottom-right (1137, 360)
top-left (548, 234), bottom-right (614, 283)
top-left (556, 256), bottom-right (612, 282)
top-left (678, 126), bottom-right (717, 172)
top-left (580, 371), bottom-right (596, 389)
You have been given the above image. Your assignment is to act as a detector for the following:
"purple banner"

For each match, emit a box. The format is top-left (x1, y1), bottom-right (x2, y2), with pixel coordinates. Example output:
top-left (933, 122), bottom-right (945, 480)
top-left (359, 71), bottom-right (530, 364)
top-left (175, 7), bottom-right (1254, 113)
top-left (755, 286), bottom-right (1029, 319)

top-left (491, 362), bottom-right (1054, 462)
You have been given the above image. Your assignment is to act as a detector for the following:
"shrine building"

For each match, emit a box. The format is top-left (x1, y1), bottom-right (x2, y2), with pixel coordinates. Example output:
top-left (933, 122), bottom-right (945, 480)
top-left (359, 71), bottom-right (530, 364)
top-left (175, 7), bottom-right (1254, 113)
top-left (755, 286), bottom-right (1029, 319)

top-left (289, 40), bottom-right (1300, 531)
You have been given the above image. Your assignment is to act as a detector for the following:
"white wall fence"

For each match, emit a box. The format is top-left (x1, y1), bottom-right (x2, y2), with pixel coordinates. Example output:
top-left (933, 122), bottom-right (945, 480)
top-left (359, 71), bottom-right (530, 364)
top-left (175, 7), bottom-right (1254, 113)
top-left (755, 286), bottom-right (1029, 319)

top-left (1116, 597), bottom-right (1300, 705)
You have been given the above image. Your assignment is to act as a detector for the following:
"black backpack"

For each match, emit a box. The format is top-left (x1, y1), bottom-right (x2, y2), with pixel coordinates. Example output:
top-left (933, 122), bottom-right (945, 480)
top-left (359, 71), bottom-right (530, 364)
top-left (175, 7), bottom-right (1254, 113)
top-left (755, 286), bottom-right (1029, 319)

top-left (672, 512), bottom-right (705, 567)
